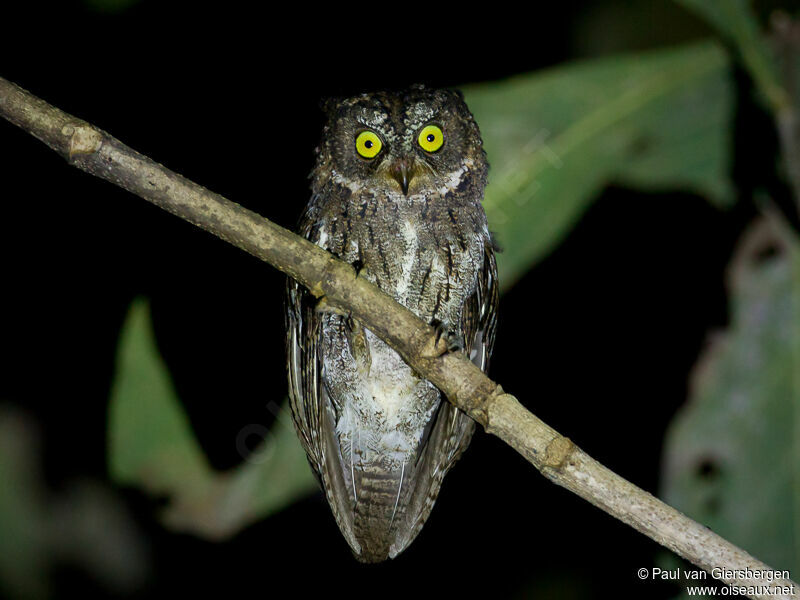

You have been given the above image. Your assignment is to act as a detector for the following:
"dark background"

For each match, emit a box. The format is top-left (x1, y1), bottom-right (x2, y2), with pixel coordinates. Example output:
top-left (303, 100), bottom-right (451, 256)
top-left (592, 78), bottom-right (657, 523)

top-left (1, 1), bottom-right (797, 598)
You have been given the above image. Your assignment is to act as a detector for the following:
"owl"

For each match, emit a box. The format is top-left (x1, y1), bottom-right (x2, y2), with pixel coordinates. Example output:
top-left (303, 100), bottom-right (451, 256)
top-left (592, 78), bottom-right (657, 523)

top-left (285, 85), bottom-right (498, 562)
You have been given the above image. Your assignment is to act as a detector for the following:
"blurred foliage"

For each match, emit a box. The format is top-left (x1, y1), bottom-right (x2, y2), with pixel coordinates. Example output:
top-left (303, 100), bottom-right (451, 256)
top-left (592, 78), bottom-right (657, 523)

top-left (674, 0), bottom-right (788, 111)
top-left (0, 408), bottom-right (48, 599)
top-left (657, 2), bottom-right (800, 593)
top-left (661, 214), bottom-right (800, 585)
top-left (465, 41), bottom-right (734, 290)
top-left (0, 407), bottom-right (148, 599)
top-left (107, 298), bottom-right (316, 538)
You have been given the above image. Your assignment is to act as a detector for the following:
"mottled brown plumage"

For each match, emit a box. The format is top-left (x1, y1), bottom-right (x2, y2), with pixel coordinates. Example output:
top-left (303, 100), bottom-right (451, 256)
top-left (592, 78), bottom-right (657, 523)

top-left (285, 86), bottom-right (498, 562)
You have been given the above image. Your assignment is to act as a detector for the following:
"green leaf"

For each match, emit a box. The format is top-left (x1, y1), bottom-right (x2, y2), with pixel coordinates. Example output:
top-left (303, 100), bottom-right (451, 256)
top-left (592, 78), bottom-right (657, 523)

top-left (107, 298), bottom-right (317, 538)
top-left (661, 215), bottom-right (800, 580)
top-left (673, 0), bottom-right (787, 112)
top-left (463, 41), bottom-right (734, 290)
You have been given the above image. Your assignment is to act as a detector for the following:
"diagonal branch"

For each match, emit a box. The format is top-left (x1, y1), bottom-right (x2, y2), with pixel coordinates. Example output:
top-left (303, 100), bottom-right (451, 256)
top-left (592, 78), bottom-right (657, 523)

top-left (0, 76), bottom-right (796, 600)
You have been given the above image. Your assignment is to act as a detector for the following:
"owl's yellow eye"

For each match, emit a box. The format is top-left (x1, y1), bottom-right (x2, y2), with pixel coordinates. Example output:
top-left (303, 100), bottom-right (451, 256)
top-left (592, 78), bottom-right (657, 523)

top-left (418, 125), bottom-right (444, 152)
top-left (355, 130), bottom-right (382, 158)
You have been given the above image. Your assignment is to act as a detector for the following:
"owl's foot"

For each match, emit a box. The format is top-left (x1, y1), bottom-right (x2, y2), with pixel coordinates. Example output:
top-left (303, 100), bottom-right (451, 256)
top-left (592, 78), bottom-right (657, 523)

top-left (429, 319), bottom-right (464, 355)
top-left (315, 296), bottom-right (350, 318)
top-left (315, 258), bottom-right (365, 319)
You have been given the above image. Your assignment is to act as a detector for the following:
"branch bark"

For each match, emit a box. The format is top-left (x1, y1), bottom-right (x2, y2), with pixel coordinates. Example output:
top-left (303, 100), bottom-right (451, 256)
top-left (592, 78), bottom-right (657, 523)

top-left (1, 76), bottom-right (796, 599)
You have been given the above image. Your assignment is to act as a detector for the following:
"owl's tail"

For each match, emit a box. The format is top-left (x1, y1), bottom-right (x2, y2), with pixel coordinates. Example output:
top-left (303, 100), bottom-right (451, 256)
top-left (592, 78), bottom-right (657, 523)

top-left (318, 390), bottom-right (474, 563)
top-left (350, 464), bottom-right (407, 563)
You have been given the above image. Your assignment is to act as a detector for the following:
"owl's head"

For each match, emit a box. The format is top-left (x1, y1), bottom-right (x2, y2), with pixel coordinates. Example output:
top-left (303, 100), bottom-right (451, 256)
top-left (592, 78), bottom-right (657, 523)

top-left (313, 85), bottom-right (487, 198)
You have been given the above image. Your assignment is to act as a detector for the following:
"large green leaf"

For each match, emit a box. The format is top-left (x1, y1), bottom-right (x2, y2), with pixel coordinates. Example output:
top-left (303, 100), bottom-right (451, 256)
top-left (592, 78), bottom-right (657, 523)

top-left (107, 298), bottom-right (317, 538)
top-left (661, 214), bottom-right (800, 581)
top-left (464, 41), bottom-right (734, 289)
top-left (673, 0), bottom-right (786, 112)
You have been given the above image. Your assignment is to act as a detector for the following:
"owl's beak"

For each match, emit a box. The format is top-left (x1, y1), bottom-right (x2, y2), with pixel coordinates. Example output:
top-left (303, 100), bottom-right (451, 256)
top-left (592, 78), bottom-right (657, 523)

top-left (389, 158), bottom-right (412, 195)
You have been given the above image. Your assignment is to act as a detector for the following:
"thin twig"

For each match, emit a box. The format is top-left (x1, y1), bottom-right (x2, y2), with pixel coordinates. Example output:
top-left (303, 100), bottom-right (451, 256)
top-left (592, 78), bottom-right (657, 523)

top-left (0, 76), bottom-right (796, 599)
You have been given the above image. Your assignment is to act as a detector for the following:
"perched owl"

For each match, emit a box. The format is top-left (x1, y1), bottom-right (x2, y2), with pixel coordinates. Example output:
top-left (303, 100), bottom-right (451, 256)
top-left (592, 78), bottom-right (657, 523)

top-left (285, 85), bottom-right (498, 562)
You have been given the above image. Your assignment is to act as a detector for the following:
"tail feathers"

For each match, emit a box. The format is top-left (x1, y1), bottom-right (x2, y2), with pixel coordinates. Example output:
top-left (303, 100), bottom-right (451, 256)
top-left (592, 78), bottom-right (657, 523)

top-left (351, 464), bottom-right (407, 563)
top-left (318, 391), bottom-right (475, 563)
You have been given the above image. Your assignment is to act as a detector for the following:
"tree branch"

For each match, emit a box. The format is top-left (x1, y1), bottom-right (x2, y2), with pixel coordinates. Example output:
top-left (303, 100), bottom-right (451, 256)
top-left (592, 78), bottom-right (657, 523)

top-left (0, 76), bottom-right (795, 599)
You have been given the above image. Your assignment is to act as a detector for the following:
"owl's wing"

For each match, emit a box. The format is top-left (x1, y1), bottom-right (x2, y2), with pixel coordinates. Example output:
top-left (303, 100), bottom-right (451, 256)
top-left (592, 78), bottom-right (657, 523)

top-left (285, 274), bottom-right (321, 469)
top-left (285, 201), bottom-right (320, 467)
top-left (285, 203), bottom-right (362, 552)
top-left (462, 240), bottom-right (499, 374)
top-left (439, 237), bottom-right (499, 465)
top-left (388, 239), bottom-right (499, 555)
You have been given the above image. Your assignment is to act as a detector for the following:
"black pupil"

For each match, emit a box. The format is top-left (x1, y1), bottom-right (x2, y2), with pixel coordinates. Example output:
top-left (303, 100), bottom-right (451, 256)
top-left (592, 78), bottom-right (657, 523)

top-left (427, 134), bottom-right (435, 142)
top-left (364, 139), bottom-right (373, 149)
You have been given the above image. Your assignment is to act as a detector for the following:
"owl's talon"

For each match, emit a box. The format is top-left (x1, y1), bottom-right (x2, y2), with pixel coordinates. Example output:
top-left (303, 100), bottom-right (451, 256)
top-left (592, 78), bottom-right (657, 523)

top-left (430, 319), bottom-right (464, 355)
top-left (447, 336), bottom-right (465, 353)
top-left (315, 296), bottom-right (350, 318)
